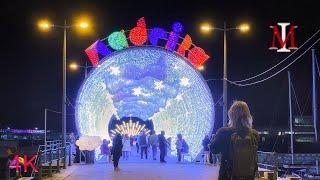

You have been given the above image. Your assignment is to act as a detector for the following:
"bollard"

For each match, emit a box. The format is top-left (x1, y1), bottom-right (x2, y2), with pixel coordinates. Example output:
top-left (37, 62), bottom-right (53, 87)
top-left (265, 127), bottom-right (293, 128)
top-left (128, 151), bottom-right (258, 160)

top-left (56, 147), bottom-right (60, 173)
top-left (38, 151), bottom-right (42, 180)
top-left (48, 148), bottom-right (53, 177)
top-left (62, 147), bottom-right (67, 169)
top-left (273, 152), bottom-right (278, 180)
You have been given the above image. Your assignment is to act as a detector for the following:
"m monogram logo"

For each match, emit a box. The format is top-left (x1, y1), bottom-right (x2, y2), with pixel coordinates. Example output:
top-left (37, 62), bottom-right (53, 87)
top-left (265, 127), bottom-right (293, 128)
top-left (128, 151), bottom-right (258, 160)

top-left (269, 22), bottom-right (298, 52)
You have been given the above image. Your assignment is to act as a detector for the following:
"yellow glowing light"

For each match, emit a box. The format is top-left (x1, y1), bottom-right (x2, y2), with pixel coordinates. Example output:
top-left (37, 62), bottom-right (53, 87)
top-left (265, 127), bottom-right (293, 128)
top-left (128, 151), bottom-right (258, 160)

top-left (40, 24), bottom-right (49, 28)
top-left (201, 23), bottom-right (212, 31)
top-left (110, 121), bottom-right (150, 137)
top-left (239, 24), bottom-right (250, 32)
top-left (38, 20), bottom-right (51, 30)
top-left (69, 63), bottom-right (78, 70)
top-left (198, 66), bottom-right (205, 71)
top-left (79, 22), bottom-right (88, 28)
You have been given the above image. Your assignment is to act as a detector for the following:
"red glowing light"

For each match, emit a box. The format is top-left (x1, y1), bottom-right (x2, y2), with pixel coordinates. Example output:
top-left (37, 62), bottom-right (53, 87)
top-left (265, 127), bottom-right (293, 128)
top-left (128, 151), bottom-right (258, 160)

top-left (188, 47), bottom-right (209, 68)
top-left (176, 34), bottom-right (192, 57)
top-left (129, 17), bottom-right (147, 46)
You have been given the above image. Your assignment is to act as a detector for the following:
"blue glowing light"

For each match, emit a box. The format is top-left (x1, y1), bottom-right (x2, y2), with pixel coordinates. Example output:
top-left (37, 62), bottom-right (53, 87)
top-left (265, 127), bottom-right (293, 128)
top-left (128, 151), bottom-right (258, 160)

top-left (148, 28), bottom-right (168, 46)
top-left (75, 46), bottom-right (214, 160)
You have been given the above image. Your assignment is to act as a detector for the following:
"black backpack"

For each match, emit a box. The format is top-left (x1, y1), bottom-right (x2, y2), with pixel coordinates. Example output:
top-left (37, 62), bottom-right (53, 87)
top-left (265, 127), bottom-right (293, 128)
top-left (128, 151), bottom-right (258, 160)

top-left (230, 130), bottom-right (258, 179)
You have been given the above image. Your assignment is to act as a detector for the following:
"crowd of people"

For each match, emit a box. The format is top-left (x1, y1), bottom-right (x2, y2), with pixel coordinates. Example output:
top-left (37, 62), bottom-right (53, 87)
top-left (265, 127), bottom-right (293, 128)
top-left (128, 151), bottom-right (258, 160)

top-left (98, 101), bottom-right (259, 179)
top-left (98, 130), bottom-right (191, 171)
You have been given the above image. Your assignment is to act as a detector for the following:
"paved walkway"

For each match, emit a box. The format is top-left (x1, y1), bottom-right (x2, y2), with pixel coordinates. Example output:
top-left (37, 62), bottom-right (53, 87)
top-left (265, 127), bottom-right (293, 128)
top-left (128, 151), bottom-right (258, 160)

top-left (44, 155), bottom-right (219, 180)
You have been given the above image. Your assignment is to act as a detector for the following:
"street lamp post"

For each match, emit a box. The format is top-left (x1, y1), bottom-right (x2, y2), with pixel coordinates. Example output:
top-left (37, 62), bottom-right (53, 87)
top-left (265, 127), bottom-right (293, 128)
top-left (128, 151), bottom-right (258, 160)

top-left (39, 19), bottom-right (88, 169)
top-left (201, 22), bottom-right (249, 127)
top-left (62, 20), bottom-right (67, 169)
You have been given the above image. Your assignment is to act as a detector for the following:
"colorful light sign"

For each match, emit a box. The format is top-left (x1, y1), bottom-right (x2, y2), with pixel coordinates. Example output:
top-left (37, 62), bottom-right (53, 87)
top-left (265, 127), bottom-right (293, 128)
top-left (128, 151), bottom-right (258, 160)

top-left (85, 17), bottom-right (209, 68)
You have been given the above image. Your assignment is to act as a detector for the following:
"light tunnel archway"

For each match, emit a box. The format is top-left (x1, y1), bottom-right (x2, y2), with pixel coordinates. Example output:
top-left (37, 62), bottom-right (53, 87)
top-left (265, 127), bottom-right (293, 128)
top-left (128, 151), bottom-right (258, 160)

top-left (75, 46), bottom-right (215, 160)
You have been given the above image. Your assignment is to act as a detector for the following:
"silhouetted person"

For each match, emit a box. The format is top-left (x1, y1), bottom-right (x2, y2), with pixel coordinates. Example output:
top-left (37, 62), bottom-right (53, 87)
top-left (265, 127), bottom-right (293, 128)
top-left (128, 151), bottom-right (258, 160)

top-left (158, 131), bottom-right (167, 162)
top-left (112, 134), bottom-right (123, 171)
top-left (139, 131), bottom-right (148, 159)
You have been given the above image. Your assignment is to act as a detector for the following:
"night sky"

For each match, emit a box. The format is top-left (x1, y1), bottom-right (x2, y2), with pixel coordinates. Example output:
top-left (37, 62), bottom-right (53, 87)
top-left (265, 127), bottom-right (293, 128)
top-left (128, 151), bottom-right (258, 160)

top-left (1, 0), bottom-right (319, 133)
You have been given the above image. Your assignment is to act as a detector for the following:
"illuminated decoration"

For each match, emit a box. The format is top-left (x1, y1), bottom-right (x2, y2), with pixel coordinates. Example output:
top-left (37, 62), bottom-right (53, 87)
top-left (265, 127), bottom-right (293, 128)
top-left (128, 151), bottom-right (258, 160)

top-left (129, 17), bottom-right (147, 46)
top-left (154, 80), bottom-right (164, 90)
top-left (86, 17), bottom-right (209, 68)
top-left (175, 94), bottom-right (183, 101)
top-left (85, 40), bottom-right (112, 66)
top-left (177, 34), bottom-right (192, 57)
top-left (149, 28), bottom-right (168, 46)
top-left (108, 31), bottom-right (128, 50)
top-left (188, 47), bottom-right (210, 68)
top-left (110, 119), bottom-right (150, 137)
top-left (109, 66), bottom-right (121, 76)
top-left (0, 129), bottom-right (45, 133)
top-left (165, 22), bottom-right (183, 50)
top-left (180, 77), bottom-right (190, 87)
top-left (76, 47), bottom-right (214, 160)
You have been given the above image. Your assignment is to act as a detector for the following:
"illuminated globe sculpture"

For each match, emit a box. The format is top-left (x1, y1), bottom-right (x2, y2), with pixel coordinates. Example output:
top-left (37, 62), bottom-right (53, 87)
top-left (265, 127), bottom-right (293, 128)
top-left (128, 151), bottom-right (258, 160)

top-left (75, 18), bottom-right (215, 160)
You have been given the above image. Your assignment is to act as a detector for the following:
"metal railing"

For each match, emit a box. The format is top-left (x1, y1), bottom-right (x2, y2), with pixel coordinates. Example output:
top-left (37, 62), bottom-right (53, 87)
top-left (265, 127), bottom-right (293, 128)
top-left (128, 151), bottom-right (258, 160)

top-left (258, 151), bottom-right (320, 178)
top-left (32, 140), bottom-right (71, 179)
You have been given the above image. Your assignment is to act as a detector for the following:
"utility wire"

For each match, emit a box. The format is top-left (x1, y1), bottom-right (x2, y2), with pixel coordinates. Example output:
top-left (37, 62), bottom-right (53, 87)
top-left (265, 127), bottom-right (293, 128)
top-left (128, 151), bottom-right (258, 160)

top-left (315, 54), bottom-right (320, 79)
top-left (206, 78), bottom-right (223, 82)
top-left (66, 96), bottom-right (75, 109)
top-left (291, 80), bottom-right (302, 117)
top-left (227, 37), bottom-right (320, 87)
top-left (301, 90), bottom-right (311, 116)
top-left (46, 109), bottom-right (61, 114)
top-left (214, 95), bottom-right (223, 106)
top-left (46, 109), bottom-right (74, 115)
top-left (232, 29), bottom-right (320, 83)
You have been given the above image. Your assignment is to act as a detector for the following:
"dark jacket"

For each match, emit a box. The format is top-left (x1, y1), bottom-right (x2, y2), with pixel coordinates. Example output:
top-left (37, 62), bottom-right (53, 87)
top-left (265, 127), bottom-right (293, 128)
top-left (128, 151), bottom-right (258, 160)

top-left (139, 134), bottom-right (147, 147)
top-left (112, 135), bottom-right (123, 156)
top-left (158, 134), bottom-right (166, 149)
top-left (209, 127), bottom-right (259, 180)
top-left (202, 137), bottom-right (210, 151)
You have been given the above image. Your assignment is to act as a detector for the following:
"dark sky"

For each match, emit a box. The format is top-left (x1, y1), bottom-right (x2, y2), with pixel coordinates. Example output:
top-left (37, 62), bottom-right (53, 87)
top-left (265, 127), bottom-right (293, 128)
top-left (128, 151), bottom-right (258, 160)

top-left (1, 0), bottom-right (319, 133)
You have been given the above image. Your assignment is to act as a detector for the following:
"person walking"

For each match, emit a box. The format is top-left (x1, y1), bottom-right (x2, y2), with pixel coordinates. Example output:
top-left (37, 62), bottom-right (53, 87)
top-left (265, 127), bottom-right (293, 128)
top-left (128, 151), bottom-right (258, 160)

top-left (149, 130), bottom-right (159, 160)
top-left (122, 134), bottom-right (131, 160)
top-left (112, 133), bottom-right (123, 171)
top-left (202, 135), bottom-right (211, 165)
top-left (139, 131), bottom-right (148, 159)
top-left (158, 131), bottom-right (167, 163)
top-left (175, 134), bottom-right (183, 163)
top-left (100, 139), bottom-right (111, 163)
top-left (134, 134), bottom-right (140, 156)
top-left (209, 101), bottom-right (259, 180)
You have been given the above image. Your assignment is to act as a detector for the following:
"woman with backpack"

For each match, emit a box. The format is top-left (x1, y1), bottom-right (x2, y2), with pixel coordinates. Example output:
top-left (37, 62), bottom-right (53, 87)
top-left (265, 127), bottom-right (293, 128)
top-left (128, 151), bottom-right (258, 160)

top-left (209, 101), bottom-right (259, 180)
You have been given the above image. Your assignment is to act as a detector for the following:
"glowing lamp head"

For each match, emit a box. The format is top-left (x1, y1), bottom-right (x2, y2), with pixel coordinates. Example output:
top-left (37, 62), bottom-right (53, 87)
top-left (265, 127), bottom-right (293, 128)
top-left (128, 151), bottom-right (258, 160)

top-left (239, 24), bottom-right (250, 32)
top-left (201, 25), bottom-right (212, 31)
top-left (38, 20), bottom-right (52, 30)
top-left (79, 22), bottom-right (88, 28)
top-left (69, 63), bottom-right (79, 70)
top-left (39, 23), bottom-right (49, 28)
top-left (198, 65), bottom-right (205, 71)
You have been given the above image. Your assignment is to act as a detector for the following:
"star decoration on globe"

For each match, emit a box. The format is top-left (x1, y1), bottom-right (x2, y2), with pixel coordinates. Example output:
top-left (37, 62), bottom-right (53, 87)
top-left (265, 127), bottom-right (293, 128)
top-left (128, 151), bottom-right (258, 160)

top-left (176, 94), bottom-right (183, 101)
top-left (179, 77), bottom-right (190, 86)
top-left (110, 66), bottom-right (121, 76)
top-left (154, 80), bottom-right (165, 90)
top-left (132, 87), bottom-right (142, 96)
